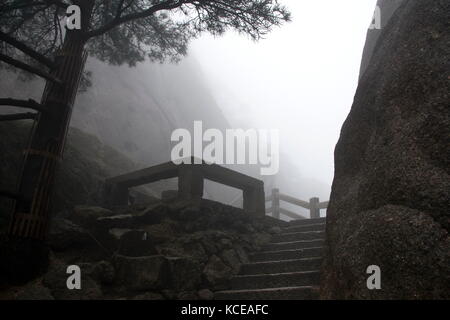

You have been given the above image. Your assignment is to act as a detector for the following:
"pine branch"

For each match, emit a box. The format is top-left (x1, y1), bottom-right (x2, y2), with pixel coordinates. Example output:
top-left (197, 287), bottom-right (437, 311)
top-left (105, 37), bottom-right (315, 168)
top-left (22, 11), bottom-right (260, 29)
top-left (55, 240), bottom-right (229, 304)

top-left (0, 0), bottom-right (68, 12)
top-left (0, 53), bottom-right (62, 84)
top-left (85, 0), bottom-right (186, 39)
top-left (0, 112), bottom-right (37, 121)
top-left (0, 98), bottom-right (48, 112)
top-left (0, 31), bottom-right (55, 69)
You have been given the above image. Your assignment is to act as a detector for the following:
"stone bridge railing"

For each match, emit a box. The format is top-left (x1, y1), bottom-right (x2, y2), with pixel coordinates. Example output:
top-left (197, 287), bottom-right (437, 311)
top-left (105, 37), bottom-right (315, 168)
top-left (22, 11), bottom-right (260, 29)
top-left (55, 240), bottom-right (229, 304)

top-left (265, 188), bottom-right (328, 220)
top-left (104, 158), bottom-right (265, 216)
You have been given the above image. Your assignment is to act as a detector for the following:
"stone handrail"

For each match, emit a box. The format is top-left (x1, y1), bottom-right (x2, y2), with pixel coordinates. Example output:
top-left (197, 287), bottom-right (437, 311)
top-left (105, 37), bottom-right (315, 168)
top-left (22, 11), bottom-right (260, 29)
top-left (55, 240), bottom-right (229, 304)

top-left (265, 188), bottom-right (328, 219)
top-left (104, 158), bottom-right (265, 216)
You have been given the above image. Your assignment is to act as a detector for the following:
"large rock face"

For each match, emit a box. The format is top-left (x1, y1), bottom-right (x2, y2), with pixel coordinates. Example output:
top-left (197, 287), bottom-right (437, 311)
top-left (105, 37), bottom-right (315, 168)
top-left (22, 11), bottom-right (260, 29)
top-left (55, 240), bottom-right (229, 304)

top-left (322, 0), bottom-right (450, 299)
top-left (359, 0), bottom-right (404, 79)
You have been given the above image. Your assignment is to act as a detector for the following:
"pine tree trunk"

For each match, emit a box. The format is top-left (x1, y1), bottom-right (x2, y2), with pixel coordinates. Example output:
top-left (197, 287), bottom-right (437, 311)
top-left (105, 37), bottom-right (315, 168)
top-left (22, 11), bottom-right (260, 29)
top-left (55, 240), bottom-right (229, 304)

top-left (8, 2), bottom-right (93, 241)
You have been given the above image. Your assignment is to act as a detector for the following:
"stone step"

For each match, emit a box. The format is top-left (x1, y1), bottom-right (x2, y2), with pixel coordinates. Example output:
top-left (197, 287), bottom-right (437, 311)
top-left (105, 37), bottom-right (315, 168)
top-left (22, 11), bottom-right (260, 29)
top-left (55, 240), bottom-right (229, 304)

top-left (263, 239), bottom-right (324, 251)
top-left (288, 218), bottom-right (326, 226)
top-left (240, 257), bottom-right (323, 275)
top-left (284, 223), bottom-right (325, 233)
top-left (231, 271), bottom-right (320, 290)
top-left (250, 247), bottom-right (324, 262)
top-left (215, 286), bottom-right (319, 300)
top-left (272, 231), bottom-right (325, 242)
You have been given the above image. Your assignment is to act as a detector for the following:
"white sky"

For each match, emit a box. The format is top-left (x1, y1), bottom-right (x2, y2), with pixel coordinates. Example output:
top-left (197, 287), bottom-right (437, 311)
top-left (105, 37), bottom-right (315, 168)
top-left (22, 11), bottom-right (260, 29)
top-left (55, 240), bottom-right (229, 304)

top-left (188, 0), bottom-right (377, 193)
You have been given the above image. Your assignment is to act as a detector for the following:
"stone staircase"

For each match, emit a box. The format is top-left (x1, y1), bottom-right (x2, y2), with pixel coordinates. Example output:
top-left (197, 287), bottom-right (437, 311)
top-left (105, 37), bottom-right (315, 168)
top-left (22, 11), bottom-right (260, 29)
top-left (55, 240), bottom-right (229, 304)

top-left (215, 217), bottom-right (326, 300)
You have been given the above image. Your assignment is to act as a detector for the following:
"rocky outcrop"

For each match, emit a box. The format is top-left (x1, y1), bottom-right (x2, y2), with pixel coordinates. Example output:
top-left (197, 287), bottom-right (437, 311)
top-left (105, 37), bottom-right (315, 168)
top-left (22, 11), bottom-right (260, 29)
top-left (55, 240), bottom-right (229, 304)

top-left (3, 198), bottom-right (282, 300)
top-left (322, 0), bottom-right (450, 299)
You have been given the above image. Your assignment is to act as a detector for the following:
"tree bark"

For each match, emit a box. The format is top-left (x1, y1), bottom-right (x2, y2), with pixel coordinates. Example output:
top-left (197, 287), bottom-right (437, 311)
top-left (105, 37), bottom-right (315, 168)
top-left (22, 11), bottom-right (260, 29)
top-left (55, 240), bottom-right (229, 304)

top-left (7, 1), bottom-right (94, 241)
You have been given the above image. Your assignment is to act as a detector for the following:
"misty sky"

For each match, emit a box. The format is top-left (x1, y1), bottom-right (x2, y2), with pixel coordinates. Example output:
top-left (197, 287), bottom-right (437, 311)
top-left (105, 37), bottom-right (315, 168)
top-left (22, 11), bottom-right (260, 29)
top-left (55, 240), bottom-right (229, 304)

top-left (188, 0), bottom-right (378, 195)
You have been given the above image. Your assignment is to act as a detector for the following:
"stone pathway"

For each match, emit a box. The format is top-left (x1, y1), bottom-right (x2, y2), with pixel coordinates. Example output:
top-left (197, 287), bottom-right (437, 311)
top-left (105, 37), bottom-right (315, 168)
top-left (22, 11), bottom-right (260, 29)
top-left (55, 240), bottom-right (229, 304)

top-left (215, 217), bottom-right (326, 299)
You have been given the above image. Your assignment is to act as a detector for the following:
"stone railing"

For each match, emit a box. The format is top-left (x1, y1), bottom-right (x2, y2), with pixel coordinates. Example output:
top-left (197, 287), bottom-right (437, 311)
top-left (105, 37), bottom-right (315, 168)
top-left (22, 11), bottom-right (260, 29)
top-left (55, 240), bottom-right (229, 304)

top-left (104, 158), bottom-right (265, 216)
top-left (265, 188), bottom-right (328, 219)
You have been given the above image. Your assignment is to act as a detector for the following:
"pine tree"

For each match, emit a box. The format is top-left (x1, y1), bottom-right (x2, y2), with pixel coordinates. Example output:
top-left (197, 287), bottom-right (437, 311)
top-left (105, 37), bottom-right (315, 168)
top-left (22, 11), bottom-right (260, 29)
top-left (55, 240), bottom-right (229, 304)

top-left (0, 0), bottom-right (290, 283)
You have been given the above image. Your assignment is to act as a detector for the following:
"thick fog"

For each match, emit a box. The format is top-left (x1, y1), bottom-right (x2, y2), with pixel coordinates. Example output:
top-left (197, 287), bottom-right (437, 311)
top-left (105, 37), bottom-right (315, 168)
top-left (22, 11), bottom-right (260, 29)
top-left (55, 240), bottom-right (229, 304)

top-left (189, 0), bottom-right (378, 201)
